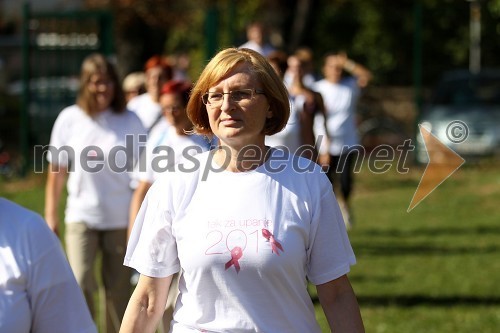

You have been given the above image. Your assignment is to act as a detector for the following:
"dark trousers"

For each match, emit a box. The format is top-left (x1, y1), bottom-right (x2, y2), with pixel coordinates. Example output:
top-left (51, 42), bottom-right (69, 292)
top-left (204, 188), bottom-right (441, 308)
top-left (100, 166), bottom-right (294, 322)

top-left (326, 152), bottom-right (357, 202)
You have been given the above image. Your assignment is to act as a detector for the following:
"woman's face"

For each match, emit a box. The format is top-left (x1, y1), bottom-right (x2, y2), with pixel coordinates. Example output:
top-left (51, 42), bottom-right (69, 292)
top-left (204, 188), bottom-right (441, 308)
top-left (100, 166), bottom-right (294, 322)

top-left (323, 55), bottom-right (344, 83)
top-left (160, 93), bottom-right (189, 130)
top-left (287, 56), bottom-right (304, 78)
top-left (88, 73), bottom-right (114, 111)
top-left (205, 63), bottom-right (271, 149)
top-left (146, 66), bottom-right (169, 99)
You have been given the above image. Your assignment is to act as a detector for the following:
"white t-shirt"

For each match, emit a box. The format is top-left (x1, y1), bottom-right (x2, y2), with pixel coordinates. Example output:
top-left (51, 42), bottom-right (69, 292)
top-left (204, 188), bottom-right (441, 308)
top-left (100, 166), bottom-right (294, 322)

top-left (284, 72), bottom-right (317, 89)
top-left (47, 105), bottom-right (146, 229)
top-left (127, 93), bottom-right (162, 130)
top-left (136, 126), bottom-right (214, 183)
top-left (313, 77), bottom-right (360, 156)
top-left (0, 198), bottom-right (97, 333)
top-left (239, 41), bottom-right (275, 57)
top-left (125, 149), bottom-right (356, 333)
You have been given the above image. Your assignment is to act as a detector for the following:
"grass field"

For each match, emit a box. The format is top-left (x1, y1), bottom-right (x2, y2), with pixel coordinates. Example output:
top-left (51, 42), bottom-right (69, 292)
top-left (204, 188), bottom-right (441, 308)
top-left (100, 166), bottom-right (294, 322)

top-left (1, 159), bottom-right (499, 332)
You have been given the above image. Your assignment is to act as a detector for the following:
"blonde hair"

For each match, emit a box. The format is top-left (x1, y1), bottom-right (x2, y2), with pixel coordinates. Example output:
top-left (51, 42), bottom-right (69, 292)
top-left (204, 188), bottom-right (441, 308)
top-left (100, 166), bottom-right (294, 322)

top-left (187, 47), bottom-right (290, 135)
top-left (122, 71), bottom-right (146, 93)
top-left (77, 53), bottom-right (126, 116)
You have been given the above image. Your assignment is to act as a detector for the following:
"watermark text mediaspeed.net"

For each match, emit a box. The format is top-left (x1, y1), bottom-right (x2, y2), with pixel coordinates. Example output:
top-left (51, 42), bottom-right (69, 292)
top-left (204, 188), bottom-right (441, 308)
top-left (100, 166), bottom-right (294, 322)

top-left (35, 121), bottom-right (469, 210)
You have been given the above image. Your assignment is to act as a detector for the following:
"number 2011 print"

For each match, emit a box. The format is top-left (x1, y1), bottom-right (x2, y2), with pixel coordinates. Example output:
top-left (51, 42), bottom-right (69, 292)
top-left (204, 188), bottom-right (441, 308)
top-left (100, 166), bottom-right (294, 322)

top-left (205, 229), bottom-right (260, 255)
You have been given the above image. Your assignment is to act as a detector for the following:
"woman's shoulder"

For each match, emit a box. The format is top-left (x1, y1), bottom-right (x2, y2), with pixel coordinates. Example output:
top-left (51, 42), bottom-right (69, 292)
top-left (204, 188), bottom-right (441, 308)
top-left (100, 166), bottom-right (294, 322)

top-left (147, 151), bottom-right (212, 207)
top-left (56, 104), bottom-right (84, 119)
top-left (265, 150), bottom-right (331, 198)
top-left (154, 150), bottom-right (212, 182)
top-left (51, 105), bottom-right (87, 131)
top-left (0, 198), bottom-right (56, 246)
top-left (266, 148), bottom-right (324, 177)
top-left (112, 109), bottom-right (147, 132)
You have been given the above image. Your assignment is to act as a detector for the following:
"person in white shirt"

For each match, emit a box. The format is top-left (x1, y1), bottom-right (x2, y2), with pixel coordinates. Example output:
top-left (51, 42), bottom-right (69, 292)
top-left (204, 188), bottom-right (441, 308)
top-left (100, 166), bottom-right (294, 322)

top-left (44, 53), bottom-right (146, 333)
top-left (285, 53), bottom-right (329, 161)
top-left (0, 197), bottom-right (97, 333)
top-left (127, 55), bottom-right (173, 132)
top-left (265, 50), bottom-right (302, 155)
top-left (128, 80), bottom-right (214, 330)
top-left (122, 71), bottom-right (146, 102)
top-left (239, 22), bottom-right (276, 57)
top-left (120, 48), bottom-right (364, 333)
top-left (313, 51), bottom-right (372, 228)
top-left (266, 50), bottom-right (328, 161)
top-left (284, 46), bottom-right (318, 89)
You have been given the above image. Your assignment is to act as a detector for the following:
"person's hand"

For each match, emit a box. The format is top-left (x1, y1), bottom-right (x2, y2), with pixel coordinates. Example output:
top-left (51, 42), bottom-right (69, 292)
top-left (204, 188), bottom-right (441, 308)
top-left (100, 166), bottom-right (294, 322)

top-left (318, 152), bottom-right (331, 172)
top-left (337, 51), bottom-right (348, 68)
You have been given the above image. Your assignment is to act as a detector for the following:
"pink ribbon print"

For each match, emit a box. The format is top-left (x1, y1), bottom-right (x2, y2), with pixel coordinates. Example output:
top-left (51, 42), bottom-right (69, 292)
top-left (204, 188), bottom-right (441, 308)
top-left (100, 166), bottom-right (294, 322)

top-left (225, 246), bottom-right (243, 273)
top-left (262, 228), bottom-right (284, 255)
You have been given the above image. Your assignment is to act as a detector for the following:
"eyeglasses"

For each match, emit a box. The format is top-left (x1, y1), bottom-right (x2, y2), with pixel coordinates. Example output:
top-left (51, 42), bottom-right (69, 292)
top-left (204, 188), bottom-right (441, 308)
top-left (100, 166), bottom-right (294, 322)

top-left (201, 88), bottom-right (265, 107)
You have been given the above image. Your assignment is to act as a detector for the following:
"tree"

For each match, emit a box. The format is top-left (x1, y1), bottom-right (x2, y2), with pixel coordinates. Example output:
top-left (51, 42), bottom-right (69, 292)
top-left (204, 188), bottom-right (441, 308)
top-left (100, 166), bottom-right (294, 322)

top-left (85, 0), bottom-right (500, 85)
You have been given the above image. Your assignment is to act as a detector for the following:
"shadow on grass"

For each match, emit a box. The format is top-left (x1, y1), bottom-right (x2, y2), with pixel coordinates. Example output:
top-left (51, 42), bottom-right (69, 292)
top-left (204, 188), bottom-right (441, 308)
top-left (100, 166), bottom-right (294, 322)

top-left (351, 243), bottom-right (500, 256)
top-left (311, 295), bottom-right (500, 307)
top-left (358, 176), bottom-right (420, 191)
top-left (355, 225), bottom-right (500, 237)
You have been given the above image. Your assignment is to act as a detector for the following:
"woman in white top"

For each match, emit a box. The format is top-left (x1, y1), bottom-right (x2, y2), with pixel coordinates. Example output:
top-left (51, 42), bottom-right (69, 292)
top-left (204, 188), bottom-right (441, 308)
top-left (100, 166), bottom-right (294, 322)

top-left (313, 52), bottom-right (372, 228)
top-left (120, 48), bottom-right (364, 333)
top-left (0, 198), bottom-right (96, 333)
top-left (127, 55), bottom-right (173, 132)
top-left (44, 53), bottom-right (146, 333)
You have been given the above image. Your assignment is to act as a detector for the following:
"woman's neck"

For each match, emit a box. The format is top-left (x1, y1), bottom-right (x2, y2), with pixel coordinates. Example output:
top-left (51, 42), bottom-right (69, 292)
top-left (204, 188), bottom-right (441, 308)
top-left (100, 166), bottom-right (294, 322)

top-left (214, 143), bottom-right (270, 173)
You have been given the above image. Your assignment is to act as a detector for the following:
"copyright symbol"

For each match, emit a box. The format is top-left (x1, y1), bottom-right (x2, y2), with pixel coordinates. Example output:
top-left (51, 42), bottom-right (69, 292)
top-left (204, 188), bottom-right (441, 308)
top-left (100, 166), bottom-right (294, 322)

top-left (446, 120), bottom-right (469, 144)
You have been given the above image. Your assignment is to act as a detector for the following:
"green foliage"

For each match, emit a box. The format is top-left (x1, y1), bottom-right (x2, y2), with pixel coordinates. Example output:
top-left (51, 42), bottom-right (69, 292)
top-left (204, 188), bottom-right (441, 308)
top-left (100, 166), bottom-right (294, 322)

top-left (106, 0), bottom-right (500, 85)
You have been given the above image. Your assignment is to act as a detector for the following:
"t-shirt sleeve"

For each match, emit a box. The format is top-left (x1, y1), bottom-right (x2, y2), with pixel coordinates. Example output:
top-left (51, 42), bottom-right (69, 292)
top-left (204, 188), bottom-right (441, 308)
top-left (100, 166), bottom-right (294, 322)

top-left (124, 177), bottom-right (180, 278)
top-left (27, 214), bottom-right (97, 333)
top-left (306, 176), bottom-right (356, 285)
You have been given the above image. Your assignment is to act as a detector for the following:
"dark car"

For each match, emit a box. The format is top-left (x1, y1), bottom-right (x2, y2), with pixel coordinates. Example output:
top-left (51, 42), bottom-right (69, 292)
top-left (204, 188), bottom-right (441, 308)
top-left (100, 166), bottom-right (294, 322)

top-left (416, 69), bottom-right (500, 163)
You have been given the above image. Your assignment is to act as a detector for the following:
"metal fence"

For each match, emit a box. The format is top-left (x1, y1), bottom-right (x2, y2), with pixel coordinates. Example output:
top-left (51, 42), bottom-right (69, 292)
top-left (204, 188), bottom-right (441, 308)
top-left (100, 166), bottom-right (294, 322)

top-left (20, 3), bottom-right (113, 173)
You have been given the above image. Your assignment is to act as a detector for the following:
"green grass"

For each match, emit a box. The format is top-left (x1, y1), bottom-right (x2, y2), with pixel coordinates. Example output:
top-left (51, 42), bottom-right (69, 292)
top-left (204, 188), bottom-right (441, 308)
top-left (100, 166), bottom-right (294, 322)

top-left (313, 160), bottom-right (500, 332)
top-left (2, 160), bottom-right (500, 333)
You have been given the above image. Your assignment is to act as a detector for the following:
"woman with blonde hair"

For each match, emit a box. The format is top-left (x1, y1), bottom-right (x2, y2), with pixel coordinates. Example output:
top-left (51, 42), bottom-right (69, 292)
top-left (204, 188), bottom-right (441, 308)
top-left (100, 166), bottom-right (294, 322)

top-left (45, 53), bottom-right (146, 333)
top-left (121, 48), bottom-right (363, 333)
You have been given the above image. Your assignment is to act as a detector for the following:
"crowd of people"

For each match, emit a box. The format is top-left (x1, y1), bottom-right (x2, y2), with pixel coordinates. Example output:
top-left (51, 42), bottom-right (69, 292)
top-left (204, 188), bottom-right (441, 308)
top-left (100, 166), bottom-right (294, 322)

top-left (2, 21), bottom-right (371, 333)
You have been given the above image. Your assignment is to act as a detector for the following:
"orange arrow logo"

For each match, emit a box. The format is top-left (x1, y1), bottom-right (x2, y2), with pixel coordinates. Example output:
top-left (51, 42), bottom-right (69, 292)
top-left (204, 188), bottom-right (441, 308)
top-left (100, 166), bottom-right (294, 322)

top-left (408, 125), bottom-right (465, 212)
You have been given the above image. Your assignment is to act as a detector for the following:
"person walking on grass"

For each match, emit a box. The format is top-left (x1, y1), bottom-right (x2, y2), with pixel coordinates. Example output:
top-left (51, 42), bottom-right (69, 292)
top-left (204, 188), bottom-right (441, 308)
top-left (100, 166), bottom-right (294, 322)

top-left (120, 47), bottom-right (364, 333)
top-left (45, 53), bottom-right (146, 333)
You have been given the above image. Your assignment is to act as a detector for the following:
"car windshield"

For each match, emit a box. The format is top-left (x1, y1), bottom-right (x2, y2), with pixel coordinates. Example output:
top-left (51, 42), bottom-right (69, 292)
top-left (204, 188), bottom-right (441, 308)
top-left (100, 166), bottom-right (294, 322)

top-left (433, 77), bottom-right (500, 106)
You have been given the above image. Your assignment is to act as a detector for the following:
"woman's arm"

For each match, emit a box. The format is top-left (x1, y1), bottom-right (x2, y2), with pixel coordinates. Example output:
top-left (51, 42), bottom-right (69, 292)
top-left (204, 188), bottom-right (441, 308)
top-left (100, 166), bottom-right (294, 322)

top-left (44, 163), bottom-right (68, 235)
top-left (128, 181), bottom-right (152, 240)
top-left (338, 52), bottom-right (372, 88)
top-left (316, 274), bottom-right (365, 333)
top-left (120, 274), bottom-right (172, 333)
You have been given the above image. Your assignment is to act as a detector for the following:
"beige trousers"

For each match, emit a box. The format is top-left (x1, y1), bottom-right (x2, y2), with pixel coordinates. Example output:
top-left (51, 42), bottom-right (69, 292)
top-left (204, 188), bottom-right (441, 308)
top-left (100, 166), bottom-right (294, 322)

top-left (65, 222), bottom-right (131, 333)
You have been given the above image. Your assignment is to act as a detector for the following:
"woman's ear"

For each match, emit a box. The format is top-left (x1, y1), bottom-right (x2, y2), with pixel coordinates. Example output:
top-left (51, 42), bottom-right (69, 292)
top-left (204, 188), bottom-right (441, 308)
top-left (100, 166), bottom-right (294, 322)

top-left (266, 106), bottom-right (273, 119)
